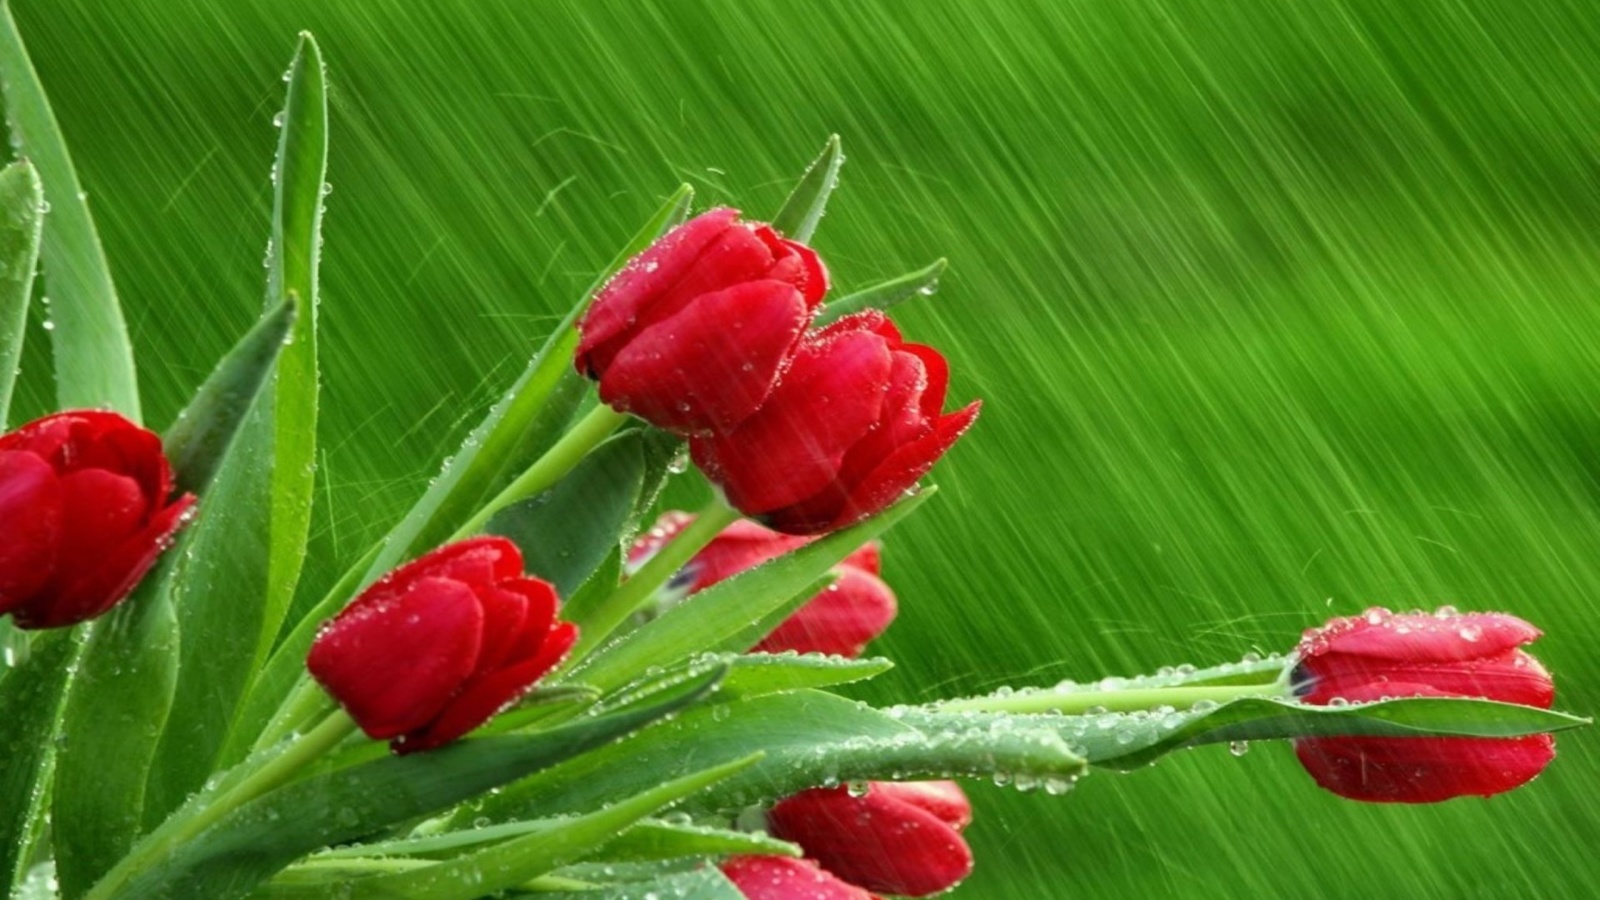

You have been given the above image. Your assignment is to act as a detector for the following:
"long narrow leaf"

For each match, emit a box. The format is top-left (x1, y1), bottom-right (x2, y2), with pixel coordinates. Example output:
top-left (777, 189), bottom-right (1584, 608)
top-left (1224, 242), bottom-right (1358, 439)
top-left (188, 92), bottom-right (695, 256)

top-left (0, 4), bottom-right (139, 416)
top-left (0, 631), bottom-right (76, 894)
top-left (813, 258), bottom-right (947, 328)
top-left (0, 159), bottom-right (42, 426)
top-left (771, 135), bottom-right (842, 242)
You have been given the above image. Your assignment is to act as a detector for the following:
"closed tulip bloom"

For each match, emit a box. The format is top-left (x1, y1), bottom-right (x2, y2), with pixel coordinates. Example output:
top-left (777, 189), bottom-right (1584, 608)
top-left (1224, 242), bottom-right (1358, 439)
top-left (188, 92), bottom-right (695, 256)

top-left (691, 311), bottom-right (978, 536)
top-left (1291, 606), bottom-right (1556, 803)
top-left (575, 207), bottom-right (828, 434)
top-left (0, 410), bottom-right (196, 629)
top-left (630, 512), bottom-right (896, 657)
top-left (307, 537), bottom-right (577, 754)
top-left (722, 856), bottom-right (875, 900)
top-left (767, 781), bottom-right (974, 897)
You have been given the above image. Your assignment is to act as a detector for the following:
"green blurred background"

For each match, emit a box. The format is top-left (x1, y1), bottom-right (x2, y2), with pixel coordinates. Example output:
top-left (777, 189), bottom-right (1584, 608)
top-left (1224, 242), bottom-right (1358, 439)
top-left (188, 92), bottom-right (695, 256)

top-left (9, 0), bottom-right (1598, 895)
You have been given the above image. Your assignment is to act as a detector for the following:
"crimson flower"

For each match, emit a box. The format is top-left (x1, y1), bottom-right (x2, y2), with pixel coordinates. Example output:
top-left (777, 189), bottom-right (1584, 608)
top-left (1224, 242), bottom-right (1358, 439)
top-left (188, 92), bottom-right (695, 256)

top-left (764, 781), bottom-right (974, 897)
top-left (1291, 606), bottom-right (1556, 803)
top-left (722, 855), bottom-right (875, 900)
top-left (691, 311), bottom-right (979, 535)
top-left (630, 511), bottom-right (895, 656)
top-left (307, 537), bottom-right (577, 754)
top-left (575, 207), bottom-right (828, 434)
top-left (0, 410), bottom-right (195, 629)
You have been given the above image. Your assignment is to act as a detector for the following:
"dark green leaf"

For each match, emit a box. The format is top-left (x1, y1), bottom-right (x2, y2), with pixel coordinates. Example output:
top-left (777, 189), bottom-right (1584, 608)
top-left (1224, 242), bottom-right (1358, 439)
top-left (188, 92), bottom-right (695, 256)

top-left (525, 866), bottom-right (744, 900)
top-left (141, 34), bottom-right (328, 829)
top-left (586, 819), bottom-right (798, 863)
top-left (0, 160), bottom-right (42, 426)
top-left (570, 490), bottom-right (932, 696)
top-left (604, 652), bottom-right (892, 708)
top-left (335, 755), bottom-right (760, 900)
top-left (0, 3), bottom-right (139, 416)
top-left (771, 135), bottom-right (842, 242)
top-left (813, 258), bottom-right (947, 328)
top-left (163, 297), bottom-right (297, 495)
top-left (53, 569), bottom-right (181, 898)
top-left (465, 689), bottom-right (1086, 827)
top-left (488, 430), bottom-right (649, 599)
top-left (108, 666), bottom-right (725, 900)
top-left (0, 630), bottom-right (76, 894)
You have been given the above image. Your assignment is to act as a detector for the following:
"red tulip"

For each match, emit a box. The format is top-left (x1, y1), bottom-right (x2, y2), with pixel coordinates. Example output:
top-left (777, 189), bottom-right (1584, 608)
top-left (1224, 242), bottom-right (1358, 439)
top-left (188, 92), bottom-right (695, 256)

top-left (306, 537), bottom-right (577, 754)
top-left (691, 311), bottom-right (979, 535)
top-left (767, 781), bottom-right (973, 897)
top-left (1291, 606), bottom-right (1556, 803)
top-left (0, 410), bottom-right (196, 629)
top-left (630, 511), bottom-right (896, 657)
top-left (723, 855), bottom-right (878, 900)
top-left (575, 207), bottom-right (828, 434)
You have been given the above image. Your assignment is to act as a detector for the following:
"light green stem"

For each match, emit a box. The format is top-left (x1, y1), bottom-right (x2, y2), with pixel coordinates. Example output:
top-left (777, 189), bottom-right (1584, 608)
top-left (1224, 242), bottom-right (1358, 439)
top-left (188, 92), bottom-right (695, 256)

top-left (85, 709), bottom-right (356, 900)
top-left (453, 403), bottom-right (628, 539)
top-left (562, 496), bottom-right (742, 661)
top-left (938, 681), bottom-right (1293, 716)
top-left (253, 675), bottom-right (329, 752)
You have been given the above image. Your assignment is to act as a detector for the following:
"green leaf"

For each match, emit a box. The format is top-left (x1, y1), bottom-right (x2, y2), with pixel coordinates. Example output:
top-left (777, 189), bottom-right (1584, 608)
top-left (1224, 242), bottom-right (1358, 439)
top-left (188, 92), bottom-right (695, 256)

top-left (464, 689), bottom-right (1087, 828)
top-left (570, 490), bottom-right (932, 696)
top-left (1064, 695), bottom-right (1591, 771)
top-left (332, 756), bottom-right (761, 900)
top-left (109, 666), bottom-right (726, 900)
top-left (52, 567), bottom-right (182, 899)
top-left (813, 258), bottom-right (948, 328)
top-left (0, 631), bottom-right (76, 894)
top-left (0, 4), bottom-right (139, 417)
top-left (526, 866), bottom-right (745, 900)
top-left (226, 186), bottom-right (694, 772)
top-left (771, 135), bottom-right (843, 242)
top-left (141, 36), bottom-right (328, 825)
top-left (605, 652), bottom-right (893, 708)
top-left (587, 819), bottom-right (799, 864)
top-left (0, 159), bottom-right (42, 426)
top-left (163, 297), bottom-right (298, 495)
top-left (488, 430), bottom-right (650, 599)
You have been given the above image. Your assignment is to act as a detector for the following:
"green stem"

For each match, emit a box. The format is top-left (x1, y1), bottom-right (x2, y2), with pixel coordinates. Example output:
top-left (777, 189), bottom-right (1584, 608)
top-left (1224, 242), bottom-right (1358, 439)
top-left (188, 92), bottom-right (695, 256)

top-left (253, 675), bottom-right (329, 752)
top-left (85, 709), bottom-right (357, 900)
top-left (937, 680), bottom-right (1293, 716)
top-left (562, 496), bottom-right (742, 660)
top-left (452, 403), bottom-right (628, 539)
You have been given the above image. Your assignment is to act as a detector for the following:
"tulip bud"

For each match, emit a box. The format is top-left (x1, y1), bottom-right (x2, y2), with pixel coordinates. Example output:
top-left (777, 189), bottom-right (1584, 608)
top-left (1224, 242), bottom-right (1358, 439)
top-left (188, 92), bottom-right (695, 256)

top-left (630, 512), bottom-right (896, 657)
top-left (767, 781), bottom-right (974, 897)
top-left (691, 311), bottom-right (979, 535)
top-left (722, 856), bottom-right (876, 900)
top-left (0, 410), bottom-right (196, 629)
top-left (576, 207), bottom-right (828, 435)
top-left (306, 537), bottom-right (577, 754)
top-left (1291, 606), bottom-right (1556, 802)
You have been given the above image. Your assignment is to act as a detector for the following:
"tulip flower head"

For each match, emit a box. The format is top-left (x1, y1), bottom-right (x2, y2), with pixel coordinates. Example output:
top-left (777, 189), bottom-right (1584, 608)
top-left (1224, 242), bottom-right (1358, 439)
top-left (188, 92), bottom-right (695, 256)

top-left (691, 311), bottom-right (979, 536)
top-left (765, 781), bottom-right (974, 897)
top-left (576, 207), bottom-right (828, 435)
top-left (307, 537), bottom-right (577, 754)
top-left (630, 511), bottom-right (896, 657)
top-left (1290, 606), bottom-right (1556, 803)
top-left (0, 410), bottom-right (196, 629)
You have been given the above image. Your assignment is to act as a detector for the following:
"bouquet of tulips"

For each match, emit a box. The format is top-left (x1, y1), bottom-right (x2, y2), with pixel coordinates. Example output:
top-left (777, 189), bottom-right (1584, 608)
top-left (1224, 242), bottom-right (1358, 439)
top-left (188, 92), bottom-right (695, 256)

top-left (0, 21), bottom-right (1586, 900)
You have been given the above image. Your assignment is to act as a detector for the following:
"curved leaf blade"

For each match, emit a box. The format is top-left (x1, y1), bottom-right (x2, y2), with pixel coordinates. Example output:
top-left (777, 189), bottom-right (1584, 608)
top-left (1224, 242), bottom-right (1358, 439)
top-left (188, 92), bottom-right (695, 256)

top-left (0, 159), bottom-right (42, 426)
top-left (771, 135), bottom-right (842, 242)
top-left (0, 4), bottom-right (138, 417)
top-left (0, 631), bottom-right (76, 894)
top-left (813, 258), bottom-right (947, 328)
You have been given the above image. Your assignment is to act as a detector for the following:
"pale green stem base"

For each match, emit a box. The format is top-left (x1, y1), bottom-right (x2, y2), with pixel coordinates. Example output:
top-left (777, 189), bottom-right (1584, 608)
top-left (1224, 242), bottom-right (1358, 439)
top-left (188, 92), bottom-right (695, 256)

top-left (562, 496), bottom-right (742, 661)
top-left (938, 680), bottom-right (1293, 716)
top-left (86, 709), bottom-right (356, 900)
top-left (453, 403), bottom-right (628, 539)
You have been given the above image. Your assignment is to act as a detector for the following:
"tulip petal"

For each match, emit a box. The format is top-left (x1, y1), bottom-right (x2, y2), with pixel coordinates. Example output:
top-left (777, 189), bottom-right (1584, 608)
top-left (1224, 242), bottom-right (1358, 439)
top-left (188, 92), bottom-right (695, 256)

top-left (0, 450), bottom-right (62, 610)
top-left (307, 577), bottom-right (484, 740)
top-left (694, 329), bottom-right (892, 514)
top-left (1299, 608), bottom-right (1541, 662)
top-left (471, 586), bottom-right (530, 677)
top-left (399, 620), bottom-right (576, 753)
top-left (690, 517), bottom-right (811, 590)
top-left (577, 208), bottom-right (742, 372)
top-left (19, 492), bottom-right (196, 630)
top-left (869, 780), bottom-right (971, 830)
top-left (754, 565), bottom-right (896, 657)
top-left (504, 577), bottom-right (560, 660)
top-left (721, 855), bottom-right (876, 900)
top-left (1300, 648), bottom-right (1555, 709)
top-left (354, 536), bottom-right (522, 614)
top-left (769, 785), bottom-right (973, 896)
top-left (601, 280), bottom-right (809, 433)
